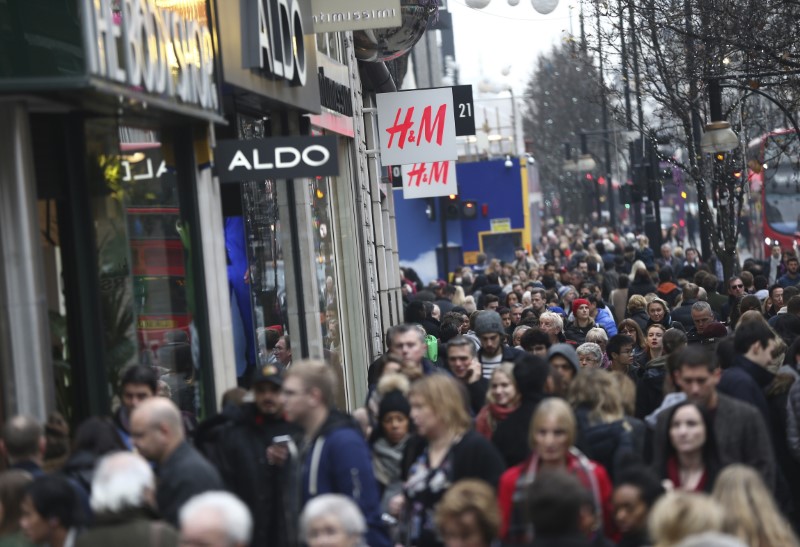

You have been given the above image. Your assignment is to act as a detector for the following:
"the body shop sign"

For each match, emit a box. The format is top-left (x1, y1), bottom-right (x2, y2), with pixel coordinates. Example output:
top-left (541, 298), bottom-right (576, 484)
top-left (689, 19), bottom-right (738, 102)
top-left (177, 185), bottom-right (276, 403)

top-left (82, 0), bottom-right (219, 112)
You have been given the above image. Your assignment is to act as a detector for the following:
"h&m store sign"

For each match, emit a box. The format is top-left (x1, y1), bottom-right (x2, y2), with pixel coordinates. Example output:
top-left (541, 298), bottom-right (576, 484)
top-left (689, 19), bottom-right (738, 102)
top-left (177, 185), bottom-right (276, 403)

top-left (81, 0), bottom-right (219, 112)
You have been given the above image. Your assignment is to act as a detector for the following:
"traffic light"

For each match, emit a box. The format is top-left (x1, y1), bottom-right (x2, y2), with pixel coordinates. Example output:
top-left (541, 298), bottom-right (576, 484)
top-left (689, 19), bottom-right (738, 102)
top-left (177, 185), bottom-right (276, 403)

top-left (461, 200), bottom-right (478, 220)
top-left (619, 184), bottom-right (631, 206)
top-left (444, 194), bottom-right (460, 219)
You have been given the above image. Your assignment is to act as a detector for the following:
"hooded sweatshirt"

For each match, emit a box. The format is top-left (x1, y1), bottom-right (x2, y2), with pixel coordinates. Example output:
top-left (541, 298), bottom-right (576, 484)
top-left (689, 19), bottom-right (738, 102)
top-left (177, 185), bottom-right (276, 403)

top-left (286, 410), bottom-right (390, 547)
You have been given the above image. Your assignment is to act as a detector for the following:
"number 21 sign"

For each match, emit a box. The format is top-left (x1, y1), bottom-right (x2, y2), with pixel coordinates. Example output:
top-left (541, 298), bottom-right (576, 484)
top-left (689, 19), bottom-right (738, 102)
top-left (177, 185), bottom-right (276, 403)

top-left (376, 86), bottom-right (475, 166)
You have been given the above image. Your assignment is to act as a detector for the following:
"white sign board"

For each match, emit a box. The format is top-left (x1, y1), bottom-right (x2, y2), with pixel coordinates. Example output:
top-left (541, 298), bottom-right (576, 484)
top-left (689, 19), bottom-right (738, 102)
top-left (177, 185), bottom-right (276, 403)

top-left (311, 0), bottom-right (402, 32)
top-left (401, 161), bottom-right (458, 199)
top-left (376, 88), bottom-right (458, 166)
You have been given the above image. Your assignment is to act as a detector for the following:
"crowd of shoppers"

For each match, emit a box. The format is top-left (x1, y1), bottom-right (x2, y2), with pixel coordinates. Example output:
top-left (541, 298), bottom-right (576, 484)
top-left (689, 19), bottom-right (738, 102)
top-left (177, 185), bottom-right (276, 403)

top-left (2, 227), bottom-right (800, 547)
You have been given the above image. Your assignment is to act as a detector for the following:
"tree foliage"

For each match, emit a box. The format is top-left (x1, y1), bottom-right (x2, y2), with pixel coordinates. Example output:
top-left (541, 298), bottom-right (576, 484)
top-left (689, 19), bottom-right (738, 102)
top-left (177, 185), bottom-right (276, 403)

top-left (522, 44), bottom-right (617, 224)
top-left (592, 0), bottom-right (800, 275)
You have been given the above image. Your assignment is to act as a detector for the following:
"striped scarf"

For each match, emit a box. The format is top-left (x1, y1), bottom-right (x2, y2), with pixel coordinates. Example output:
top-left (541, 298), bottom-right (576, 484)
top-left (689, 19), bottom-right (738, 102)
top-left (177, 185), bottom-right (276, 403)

top-left (506, 447), bottom-right (602, 545)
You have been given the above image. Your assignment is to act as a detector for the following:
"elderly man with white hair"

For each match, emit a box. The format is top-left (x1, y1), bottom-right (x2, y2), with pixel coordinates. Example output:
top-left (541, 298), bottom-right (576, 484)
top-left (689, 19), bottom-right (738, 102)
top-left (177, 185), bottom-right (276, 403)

top-left (179, 492), bottom-right (252, 547)
top-left (75, 452), bottom-right (178, 547)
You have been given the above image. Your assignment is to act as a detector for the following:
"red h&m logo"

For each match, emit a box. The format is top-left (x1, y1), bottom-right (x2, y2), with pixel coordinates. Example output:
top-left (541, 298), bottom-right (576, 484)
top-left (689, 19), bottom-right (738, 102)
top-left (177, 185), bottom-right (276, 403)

top-left (406, 162), bottom-right (449, 187)
top-left (385, 104), bottom-right (448, 150)
top-left (376, 88), bottom-right (457, 166)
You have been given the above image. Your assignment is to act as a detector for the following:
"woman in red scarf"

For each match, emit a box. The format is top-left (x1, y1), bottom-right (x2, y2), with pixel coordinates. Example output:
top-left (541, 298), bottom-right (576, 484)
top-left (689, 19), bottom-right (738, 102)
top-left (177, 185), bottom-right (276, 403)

top-left (475, 364), bottom-right (520, 439)
top-left (654, 401), bottom-right (720, 492)
top-left (496, 397), bottom-right (615, 545)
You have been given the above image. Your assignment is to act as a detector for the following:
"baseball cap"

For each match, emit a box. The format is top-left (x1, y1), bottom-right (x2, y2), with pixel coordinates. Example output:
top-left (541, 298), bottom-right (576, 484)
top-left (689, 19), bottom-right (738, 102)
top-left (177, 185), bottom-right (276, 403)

top-left (252, 363), bottom-right (283, 386)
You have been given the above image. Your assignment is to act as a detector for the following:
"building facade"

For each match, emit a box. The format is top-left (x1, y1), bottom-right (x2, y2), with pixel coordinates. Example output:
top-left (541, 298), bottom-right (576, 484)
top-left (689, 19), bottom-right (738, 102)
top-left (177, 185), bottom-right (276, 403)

top-left (0, 0), bottom-right (408, 424)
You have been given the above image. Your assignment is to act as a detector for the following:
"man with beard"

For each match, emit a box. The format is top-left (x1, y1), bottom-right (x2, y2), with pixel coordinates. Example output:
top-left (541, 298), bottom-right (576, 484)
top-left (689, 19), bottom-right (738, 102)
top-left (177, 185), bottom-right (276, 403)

top-left (219, 364), bottom-right (299, 546)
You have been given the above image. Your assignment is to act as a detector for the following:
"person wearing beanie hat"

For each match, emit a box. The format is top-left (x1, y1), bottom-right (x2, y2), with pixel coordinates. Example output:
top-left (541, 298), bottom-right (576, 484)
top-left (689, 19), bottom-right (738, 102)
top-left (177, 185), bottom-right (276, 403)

top-left (369, 387), bottom-right (412, 513)
top-left (474, 311), bottom-right (524, 380)
top-left (564, 299), bottom-right (597, 346)
top-left (547, 344), bottom-right (580, 387)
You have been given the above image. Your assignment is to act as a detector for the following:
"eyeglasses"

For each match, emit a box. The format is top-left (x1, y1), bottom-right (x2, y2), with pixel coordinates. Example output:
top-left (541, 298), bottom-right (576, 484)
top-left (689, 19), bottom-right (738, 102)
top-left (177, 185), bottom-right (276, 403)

top-left (731, 284), bottom-right (743, 289)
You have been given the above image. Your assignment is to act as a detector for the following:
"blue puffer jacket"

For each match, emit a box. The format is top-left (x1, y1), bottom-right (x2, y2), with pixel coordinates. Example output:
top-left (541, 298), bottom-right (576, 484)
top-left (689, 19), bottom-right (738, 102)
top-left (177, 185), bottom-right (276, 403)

top-left (594, 307), bottom-right (618, 336)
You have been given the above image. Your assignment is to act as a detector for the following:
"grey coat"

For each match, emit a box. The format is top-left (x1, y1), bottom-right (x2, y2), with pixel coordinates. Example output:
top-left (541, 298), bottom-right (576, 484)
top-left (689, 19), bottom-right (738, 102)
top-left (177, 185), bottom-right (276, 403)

top-left (653, 393), bottom-right (776, 489)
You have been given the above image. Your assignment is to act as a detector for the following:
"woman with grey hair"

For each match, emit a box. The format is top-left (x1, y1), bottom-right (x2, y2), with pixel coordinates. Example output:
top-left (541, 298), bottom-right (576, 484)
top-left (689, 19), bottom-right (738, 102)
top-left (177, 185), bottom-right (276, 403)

top-left (576, 342), bottom-right (604, 369)
top-left (585, 328), bottom-right (610, 368)
top-left (300, 494), bottom-right (367, 547)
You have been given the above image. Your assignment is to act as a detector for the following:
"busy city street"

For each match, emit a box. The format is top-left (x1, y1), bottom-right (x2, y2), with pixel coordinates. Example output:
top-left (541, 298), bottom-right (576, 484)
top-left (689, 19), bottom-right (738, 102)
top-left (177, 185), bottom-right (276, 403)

top-left (1, 0), bottom-right (799, 546)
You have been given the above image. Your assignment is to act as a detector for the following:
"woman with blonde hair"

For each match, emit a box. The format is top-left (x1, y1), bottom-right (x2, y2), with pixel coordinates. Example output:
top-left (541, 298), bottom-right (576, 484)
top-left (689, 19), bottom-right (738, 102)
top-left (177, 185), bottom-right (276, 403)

top-left (626, 295), bottom-right (650, 332)
top-left (648, 491), bottom-right (724, 547)
top-left (568, 369), bottom-right (643, 479)
top-left (497, 397), bottom-right (615, 544)
top-left (475, 363), bottom-right (520, 440)
top-left (712, 464), bottom-right (800, 547)
top-left (401, 375), bottom-right (505, 546)
top-left (435, 480), bottom-right (501, 547)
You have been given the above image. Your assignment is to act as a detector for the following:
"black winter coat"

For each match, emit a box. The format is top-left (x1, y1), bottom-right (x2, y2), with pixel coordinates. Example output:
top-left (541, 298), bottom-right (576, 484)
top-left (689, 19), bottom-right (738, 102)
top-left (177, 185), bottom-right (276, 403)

top-left (670, 300), bottom-right (697, 331)
top-left (156, 441), bottom-right (223, 526)
top-left (219, 404), bottom-right (300, 547)
top-left (573, 406), bottom-right (643, 481)
top-left (492, 394), bottom-right (547, 467)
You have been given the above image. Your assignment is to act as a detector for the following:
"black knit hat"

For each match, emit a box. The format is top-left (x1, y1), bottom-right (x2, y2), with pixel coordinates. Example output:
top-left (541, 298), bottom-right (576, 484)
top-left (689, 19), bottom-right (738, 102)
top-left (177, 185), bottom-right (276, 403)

top-left (378, 390), bottom-right (411, 421)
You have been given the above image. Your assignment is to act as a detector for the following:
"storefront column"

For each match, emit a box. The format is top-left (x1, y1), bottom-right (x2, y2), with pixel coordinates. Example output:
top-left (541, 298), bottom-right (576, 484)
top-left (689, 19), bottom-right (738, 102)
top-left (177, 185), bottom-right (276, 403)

top-left (195, 141), bottom-right (238, 402)
top-left (0, 102), bottom-right (54, 420)
top-left (277, 178), bottom-right (325, 359)
top-left (363, 95), bottom-right (396, 338)
top-left (384, 188), bottom-right (404, 323)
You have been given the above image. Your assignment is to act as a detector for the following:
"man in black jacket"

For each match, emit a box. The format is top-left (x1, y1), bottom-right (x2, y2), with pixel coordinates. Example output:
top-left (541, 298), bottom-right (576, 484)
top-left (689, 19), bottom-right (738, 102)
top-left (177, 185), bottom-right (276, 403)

top-left (130, 397), bottom-right (222, 526)
top-left (446, 336), bottom-right (488, 414)
top-left (670, 283), bottom-right (699, 329)
top-left (219, 364), bottom-right (299, 547)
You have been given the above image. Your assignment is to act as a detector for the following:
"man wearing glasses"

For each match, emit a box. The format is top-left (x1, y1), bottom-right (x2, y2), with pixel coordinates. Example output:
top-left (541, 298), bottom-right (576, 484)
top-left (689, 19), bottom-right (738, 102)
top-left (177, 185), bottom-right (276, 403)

top-left (606, 334), bottom-right (637, 380)
top-left (724, 276), bottom-right (746, 325)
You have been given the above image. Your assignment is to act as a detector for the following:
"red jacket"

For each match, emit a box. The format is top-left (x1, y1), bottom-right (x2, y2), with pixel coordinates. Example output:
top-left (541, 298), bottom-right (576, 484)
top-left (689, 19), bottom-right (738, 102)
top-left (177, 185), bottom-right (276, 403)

top-left (497, 450), bottom-right (617, 542)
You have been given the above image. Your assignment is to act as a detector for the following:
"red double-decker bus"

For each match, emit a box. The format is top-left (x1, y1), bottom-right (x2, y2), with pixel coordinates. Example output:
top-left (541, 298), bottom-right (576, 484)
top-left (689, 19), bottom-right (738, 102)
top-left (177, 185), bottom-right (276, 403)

top-left (747, 129), bottom-right (800, 258)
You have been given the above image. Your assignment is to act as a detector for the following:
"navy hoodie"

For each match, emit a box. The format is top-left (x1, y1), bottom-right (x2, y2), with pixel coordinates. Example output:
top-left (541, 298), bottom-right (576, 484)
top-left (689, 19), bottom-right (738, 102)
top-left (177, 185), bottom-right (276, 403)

top-left (292, 410), bottom-right (390, 547)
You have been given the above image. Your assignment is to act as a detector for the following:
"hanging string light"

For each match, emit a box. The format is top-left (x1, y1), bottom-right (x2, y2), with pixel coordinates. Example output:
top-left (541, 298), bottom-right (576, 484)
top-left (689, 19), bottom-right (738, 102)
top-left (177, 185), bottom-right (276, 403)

top-left (464, 0), bottom-right (560, 13)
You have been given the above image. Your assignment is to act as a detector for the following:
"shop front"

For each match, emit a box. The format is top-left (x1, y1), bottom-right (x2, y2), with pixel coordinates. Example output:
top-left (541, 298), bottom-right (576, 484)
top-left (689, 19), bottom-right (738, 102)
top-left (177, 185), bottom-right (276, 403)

top-left (211, 0), bottom-right (395, 408)
top-left (0, 0), bottom-right (232, 424)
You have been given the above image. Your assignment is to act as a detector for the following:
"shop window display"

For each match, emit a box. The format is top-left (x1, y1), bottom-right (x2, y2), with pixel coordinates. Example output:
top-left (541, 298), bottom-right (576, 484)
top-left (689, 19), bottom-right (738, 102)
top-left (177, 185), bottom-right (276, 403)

top-left (84, 121), bottom-right (203, 420)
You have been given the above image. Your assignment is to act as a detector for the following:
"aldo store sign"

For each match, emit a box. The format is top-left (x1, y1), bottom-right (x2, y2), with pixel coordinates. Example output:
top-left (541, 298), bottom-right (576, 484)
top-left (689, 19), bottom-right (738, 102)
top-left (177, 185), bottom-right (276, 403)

top-left (81, 0), bottom-right (219, 113)
top-left (215, 0), bottom-right (321, 113)
top-left (215, 136), bottom-right (339, 182)
top-left (243, 0), bottom-right (308, 86)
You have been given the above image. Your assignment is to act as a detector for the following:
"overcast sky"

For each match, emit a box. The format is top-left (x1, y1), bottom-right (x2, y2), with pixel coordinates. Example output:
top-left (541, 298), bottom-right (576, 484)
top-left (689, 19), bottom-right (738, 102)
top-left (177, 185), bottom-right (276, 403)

top-left (447, 0), bottom-right (574, 147)
top-left (449, 0), bottom-right (574, 94)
